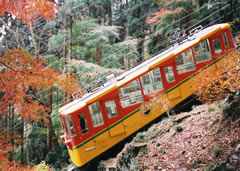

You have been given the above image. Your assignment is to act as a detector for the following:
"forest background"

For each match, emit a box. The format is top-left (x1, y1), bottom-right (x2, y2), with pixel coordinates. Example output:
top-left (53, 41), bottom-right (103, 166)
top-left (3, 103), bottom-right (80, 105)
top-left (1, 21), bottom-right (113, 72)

top-left (0, 0), bottom-right (240, 170)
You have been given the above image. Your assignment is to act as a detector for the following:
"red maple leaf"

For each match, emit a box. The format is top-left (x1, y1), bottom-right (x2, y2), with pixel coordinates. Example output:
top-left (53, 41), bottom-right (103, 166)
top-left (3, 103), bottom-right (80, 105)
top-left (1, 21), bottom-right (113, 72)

top-left (0, 0), bottom-right (60, 26)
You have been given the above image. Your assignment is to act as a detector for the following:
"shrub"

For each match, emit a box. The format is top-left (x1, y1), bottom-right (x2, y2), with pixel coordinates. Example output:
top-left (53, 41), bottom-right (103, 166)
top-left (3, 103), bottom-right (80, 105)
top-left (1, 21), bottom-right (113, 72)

top-left (213, 148), bottom-right (222, 158)
top-left (204, 164), bottom-right (213, 171)
top-left (213, 164), bottom-right (236, 171)
top-left (192, 159), bottom-right (201, 169)
top-left (174, 125), bottom-right (183, 132)
top-left (210, 118), bottom-right (219, 128)
top-left (216, 128), bottom-right (222, 134)
top-left (216, 102), bottom-right (229, 112)
top-left (134, 132), bottom-right (144, 142)
top-left (192, 51), bottom-right (240, 103)
top-left (207, 105), bottom-right (215, 112)
top-left (139, 147), bottom-right (148, 155)
top-left (35, 161), bottom-right (53, 171)
top-left (97, 161), bottom-right (106, 170)
top-left (222, 95), bottom-right (240, 120)
top-left (159, 149), bottom-right (165, 154)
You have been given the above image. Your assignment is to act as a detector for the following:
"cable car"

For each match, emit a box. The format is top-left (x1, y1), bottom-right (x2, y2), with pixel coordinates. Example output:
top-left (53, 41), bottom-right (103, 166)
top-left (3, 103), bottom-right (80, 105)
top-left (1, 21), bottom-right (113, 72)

top-left (59, 23), bottom-right (236, 167)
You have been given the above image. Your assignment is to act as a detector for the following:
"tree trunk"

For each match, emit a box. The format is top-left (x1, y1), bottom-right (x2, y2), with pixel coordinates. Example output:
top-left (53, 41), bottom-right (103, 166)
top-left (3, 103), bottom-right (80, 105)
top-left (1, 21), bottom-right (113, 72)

top-left (30, 23), bottom-right (39, 58)
top-left (68, 17), bottom-right (73, 62)
top-left (63, 38), bottom-right (66, 73)
top-left (26, 122), bottom-right (30, 167)
top-left (96, 45), bottom-right (101, 65)
top-left (108, 2), bottom-right (112, 26)
top-left (63, 17), bottom-right (73, 104)
top-left (21, 117), bottom-right (24, 164)
top-left (63, 37), bottom-right (68, 105)
top-left (10, 105), bottom-right (14, 161)
top-left (126, 0), bottom-right (129, 37)
top-left (47, 92), bottom-right (53, 151)
top-left (124, 56), bottom-right (128, 70)
top-left (137, 38), bottom-right (144, 63)
top-left (47, 91), bottom-right (60, 154)
top-left (8, 103), bottom-right (14, 162)
top-left (4, 112), bottom-right (7, 128)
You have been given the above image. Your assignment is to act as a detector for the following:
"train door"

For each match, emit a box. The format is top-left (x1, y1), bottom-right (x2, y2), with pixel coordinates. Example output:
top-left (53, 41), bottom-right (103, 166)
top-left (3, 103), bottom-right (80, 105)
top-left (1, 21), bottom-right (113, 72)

top-left (60, 115), bottom-right (78, 150)
top-left (209, 33), bottom-right (224, 59)
top-left (162, 64), bottom-right (181, 100)
top-left (102, 98), bottom-right (126, 137)
top-left (87, 101), bottom-right (110, 151)
top-left (75, 110), bottom-right (97, 153)
top-left (76, 111), bottom-right (92, 141)
top-left (88, 101), bottom-right (107, 135)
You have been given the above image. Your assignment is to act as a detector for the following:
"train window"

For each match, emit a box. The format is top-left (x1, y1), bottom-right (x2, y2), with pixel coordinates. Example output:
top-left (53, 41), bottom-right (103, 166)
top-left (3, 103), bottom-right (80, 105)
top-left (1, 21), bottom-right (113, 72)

top-left (164, 66), bottom-right (175, 82)
top-left (119, 79), bottom-right (143, 107)
top-left (105, 100), bottom-right (118, 118)
top-left (66, 116), bottom-right (76, 137)
top-left (61, 117), bottom-right (68, 135)
top-left (140, 68), bottom-right (163, 94)
top-left (223, 32), bottom-right (229, 48)
top-left (78, 114), bottom-right (88, 134)
top-left (193, 39), bottom-right (212, 63)
top-left (176, 49), bottom-right (195, 73)
top-left (213, 39), bottom-right (222, 53)
top-left (89, 102), bottom-right (104, 127)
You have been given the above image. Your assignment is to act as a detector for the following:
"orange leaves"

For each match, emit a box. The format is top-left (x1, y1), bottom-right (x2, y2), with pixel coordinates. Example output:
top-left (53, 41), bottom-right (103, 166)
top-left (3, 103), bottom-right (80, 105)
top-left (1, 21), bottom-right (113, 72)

top-left (2, 49), bottom-right (34, 69)
top-left (146, 8), bottom-right (182, 26)
top-left (0, 49), bottom-right (79, 122)
top-left (193, 51), bottom-right (240, 103)
top-left (0, 130), bottom-right (32, 170)
top-left (0, 0), bottom-right (60, 26)
top-left (58, 74), bottom-right (81, 95)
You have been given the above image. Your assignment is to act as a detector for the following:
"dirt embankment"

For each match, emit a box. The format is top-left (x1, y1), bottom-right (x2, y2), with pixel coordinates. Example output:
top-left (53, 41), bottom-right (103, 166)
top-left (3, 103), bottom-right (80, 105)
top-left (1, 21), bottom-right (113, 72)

top-left (100, 103), bottom-right (240, 171)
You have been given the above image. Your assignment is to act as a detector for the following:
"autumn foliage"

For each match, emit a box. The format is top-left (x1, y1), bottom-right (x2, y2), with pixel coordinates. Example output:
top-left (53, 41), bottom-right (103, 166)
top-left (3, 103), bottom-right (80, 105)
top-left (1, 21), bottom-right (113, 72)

top-left (0, 50), bottom-right (79, 170)
top-left (146, 0), bottom-right (183, 27)
top-left (0, 129), bottom-right (32, 170)
top-left (0, 0), bottom-right (60, 26)
top-left (146, 8), bottom-right (182, 27)
top-left (0, 49), bottom-right (79, 121)
top-left (0, 1), bottom-right (72, 169)
top-left (193, 50), bottom-right (240, 103)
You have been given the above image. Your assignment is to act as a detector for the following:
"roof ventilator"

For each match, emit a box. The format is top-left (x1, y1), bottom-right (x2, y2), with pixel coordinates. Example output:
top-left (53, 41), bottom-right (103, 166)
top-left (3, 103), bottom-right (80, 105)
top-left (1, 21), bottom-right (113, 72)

top-left (167, 25), bottom-right (203, 45)
top-left (106, 74), bottom-right (115, 82)
top-left (86, 80), bottom-right (104, 93)
top-left (189, 25), bottom-right (203, 37)
top-left (167, 28), bottom-right (187, 46)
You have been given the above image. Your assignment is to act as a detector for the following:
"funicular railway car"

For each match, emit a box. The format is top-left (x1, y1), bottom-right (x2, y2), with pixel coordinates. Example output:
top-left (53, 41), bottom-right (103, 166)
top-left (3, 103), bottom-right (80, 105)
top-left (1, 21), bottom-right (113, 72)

top-left (59, 23), bottom-right (236, 167)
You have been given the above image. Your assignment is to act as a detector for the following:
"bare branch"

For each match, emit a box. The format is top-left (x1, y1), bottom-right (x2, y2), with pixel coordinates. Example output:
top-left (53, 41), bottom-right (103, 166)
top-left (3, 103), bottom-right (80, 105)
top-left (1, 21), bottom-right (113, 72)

top-left (0, 18), bottom-right (23, 48)
top-left (30, 22), bottom-right (39, 58)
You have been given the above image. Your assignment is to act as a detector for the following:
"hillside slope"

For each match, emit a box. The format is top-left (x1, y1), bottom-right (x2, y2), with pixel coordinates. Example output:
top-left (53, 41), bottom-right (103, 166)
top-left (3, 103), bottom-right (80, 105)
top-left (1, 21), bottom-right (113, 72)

top-left (100, 102), bottom-right (240, 170)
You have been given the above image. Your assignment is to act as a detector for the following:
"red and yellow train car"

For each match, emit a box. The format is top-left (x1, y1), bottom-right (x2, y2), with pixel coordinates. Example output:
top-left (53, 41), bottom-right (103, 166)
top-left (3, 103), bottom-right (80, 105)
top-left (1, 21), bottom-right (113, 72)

top-left (59, 23), bottom-right (236, 167)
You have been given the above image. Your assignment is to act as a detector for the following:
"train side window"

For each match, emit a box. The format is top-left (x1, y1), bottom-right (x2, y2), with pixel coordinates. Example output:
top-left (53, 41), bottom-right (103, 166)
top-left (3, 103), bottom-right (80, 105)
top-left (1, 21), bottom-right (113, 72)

top-left (66, 115), bottom-right (76, 137)
top-left (213, 39), bottom-right (222, 53)
top-left (105, 100), bottom-right (118, 118)
top-left (60, 117), bottom-right (68, 135)
top-left (140, 67), bottom-right (163, 94)
top-left (78, 114), bottom-right (88, 134)
top-left (164, 66), bottom-right (175, 83)
top-left (223, 32), bottom-right (229, 48)
top-left (193, 39), bottom-right (212, 63)
top-left (89, 101), bottom-right (104, 127)
top-left (119, 79), bottom-right (143, 107)
top-left (176, 49), bottom-right (195, 74)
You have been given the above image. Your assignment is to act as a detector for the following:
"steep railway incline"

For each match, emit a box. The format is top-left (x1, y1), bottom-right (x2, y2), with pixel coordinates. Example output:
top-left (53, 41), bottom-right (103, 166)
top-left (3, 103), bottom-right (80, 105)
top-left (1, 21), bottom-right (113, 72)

top-left (101, 103), bottom-right (240, 170)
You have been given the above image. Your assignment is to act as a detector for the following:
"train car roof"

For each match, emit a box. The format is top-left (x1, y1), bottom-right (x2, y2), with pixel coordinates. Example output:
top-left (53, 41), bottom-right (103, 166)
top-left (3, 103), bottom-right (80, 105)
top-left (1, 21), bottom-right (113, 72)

top-left (59, 23), bottom-right (230, 115)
